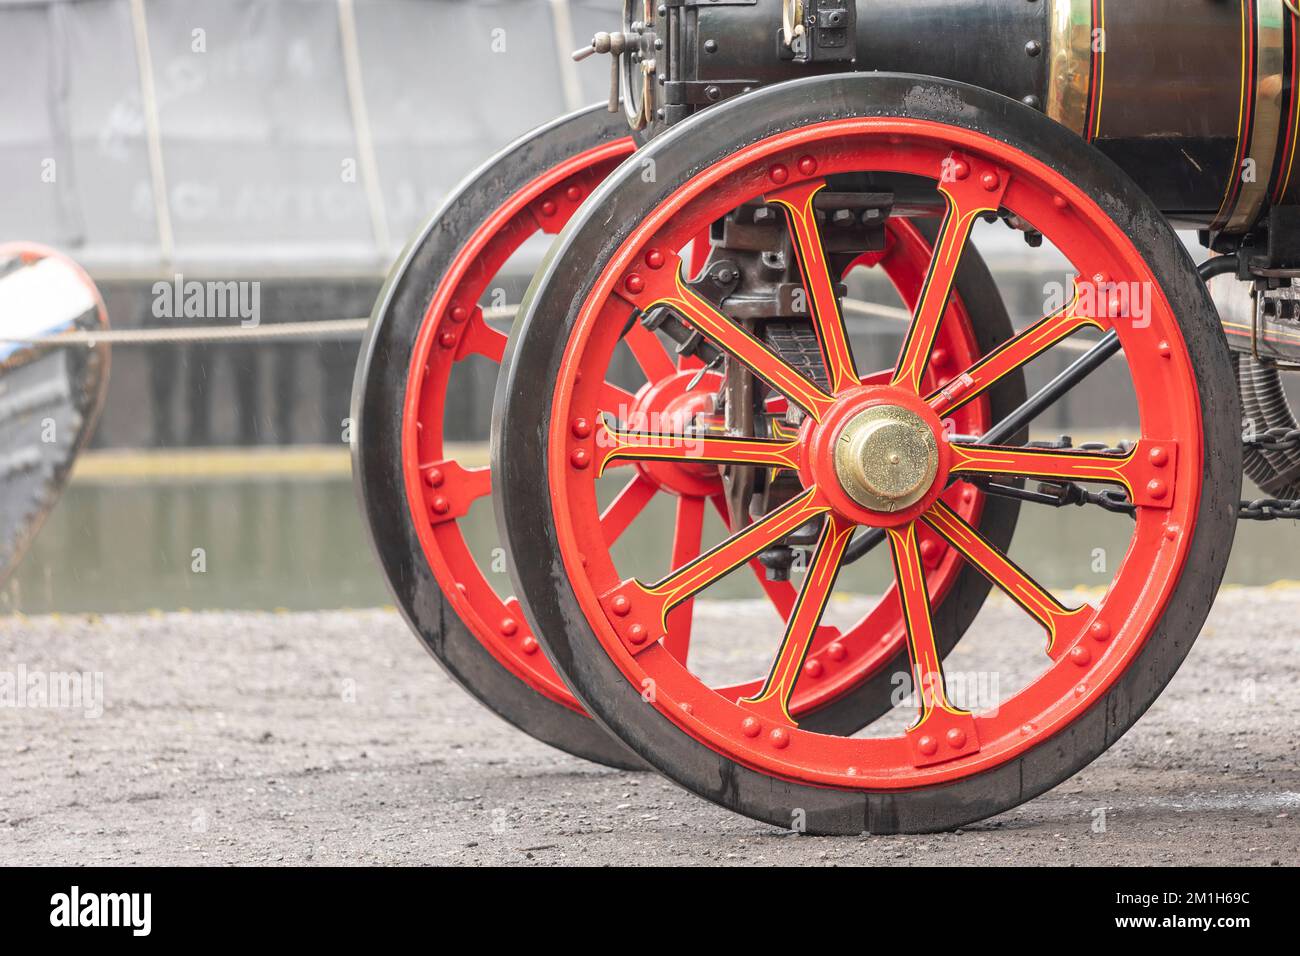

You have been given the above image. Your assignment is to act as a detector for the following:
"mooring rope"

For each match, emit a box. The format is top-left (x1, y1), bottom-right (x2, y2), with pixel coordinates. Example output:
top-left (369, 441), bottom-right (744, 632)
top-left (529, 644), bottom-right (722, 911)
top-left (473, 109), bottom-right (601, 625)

top-left (0, 300), bottom-right (1094, 353)
top-left (0, 318), bottom-right (371, 347)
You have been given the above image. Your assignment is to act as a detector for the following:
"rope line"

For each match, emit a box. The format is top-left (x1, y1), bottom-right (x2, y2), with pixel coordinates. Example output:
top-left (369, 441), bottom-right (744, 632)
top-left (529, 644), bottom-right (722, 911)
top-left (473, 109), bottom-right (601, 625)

top-left (0, 301), bottom-right (1099, 352)
top-left (1, 318), bottom-right (371, 347)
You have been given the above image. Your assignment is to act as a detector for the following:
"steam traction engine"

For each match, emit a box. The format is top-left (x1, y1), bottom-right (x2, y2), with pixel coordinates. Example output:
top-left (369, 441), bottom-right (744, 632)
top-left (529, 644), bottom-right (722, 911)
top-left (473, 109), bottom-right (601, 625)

top-left (353, 1), bottom-right (1300, 832)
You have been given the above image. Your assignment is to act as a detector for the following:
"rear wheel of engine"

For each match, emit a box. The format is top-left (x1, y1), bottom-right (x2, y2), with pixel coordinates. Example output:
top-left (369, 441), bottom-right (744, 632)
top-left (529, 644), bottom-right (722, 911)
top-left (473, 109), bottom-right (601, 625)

top-left (493, 75), bottom-right (1240, 833)
top-left (352, 105), bottom-right (644, 768)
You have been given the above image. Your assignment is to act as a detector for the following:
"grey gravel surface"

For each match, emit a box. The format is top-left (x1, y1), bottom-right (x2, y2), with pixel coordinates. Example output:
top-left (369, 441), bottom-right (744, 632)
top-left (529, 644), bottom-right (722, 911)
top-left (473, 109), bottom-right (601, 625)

top-left (0, 589), bottom-right (1297, 866)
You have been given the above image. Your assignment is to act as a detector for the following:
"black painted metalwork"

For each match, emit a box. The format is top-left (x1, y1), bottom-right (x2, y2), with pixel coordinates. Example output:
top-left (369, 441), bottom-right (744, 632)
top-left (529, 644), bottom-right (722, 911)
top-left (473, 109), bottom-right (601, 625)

top-left (578, 0), bottom-right (1300, 247)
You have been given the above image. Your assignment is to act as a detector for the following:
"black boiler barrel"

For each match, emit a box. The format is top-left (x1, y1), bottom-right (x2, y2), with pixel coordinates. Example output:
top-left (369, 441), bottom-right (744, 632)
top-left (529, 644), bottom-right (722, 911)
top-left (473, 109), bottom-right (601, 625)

top-left (678, 0), bottom-right (1297, 232)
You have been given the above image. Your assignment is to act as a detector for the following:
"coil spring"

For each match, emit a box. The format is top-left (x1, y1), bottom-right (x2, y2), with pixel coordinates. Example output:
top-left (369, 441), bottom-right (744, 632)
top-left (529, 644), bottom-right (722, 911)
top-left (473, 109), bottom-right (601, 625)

top-left (1235, 353), bottom-right (1300, 497)
top-left (763, 321), bottom-right (831, 395)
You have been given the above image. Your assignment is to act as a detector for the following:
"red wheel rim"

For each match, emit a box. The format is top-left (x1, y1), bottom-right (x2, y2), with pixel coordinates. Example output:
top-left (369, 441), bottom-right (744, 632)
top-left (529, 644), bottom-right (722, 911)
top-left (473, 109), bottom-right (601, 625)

top-left (402, 137), bottom-right (635, 710)
top-left (544, 118), bottom-right (1203, 788)
top-left (402, 133), bottom-right (1003, 719)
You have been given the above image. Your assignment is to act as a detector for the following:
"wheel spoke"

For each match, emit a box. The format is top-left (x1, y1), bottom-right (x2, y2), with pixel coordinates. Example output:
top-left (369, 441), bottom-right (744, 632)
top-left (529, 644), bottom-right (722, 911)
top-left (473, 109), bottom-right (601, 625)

top-left (620, 262), bottom-right (836, 420)
top-left (644, 487), bottom-right (823, 609)
top-left (664, 495), bottom-right (706, 661)
top-left (739, 513), bottom-right (855, 725)
top-left (948, 440), bottom-right (1176, 507)
top-left (601, 487), bottom-right (829, 653)
top-left (624, 322), bottom-right (677, 384)
top-left (710, 495), bottom-right (803, 622)
top-left (600, 473), bottom-right (658, 546)
top-left (687, 225), bottom-right (713, 279)
top-left (887, 521), bottom-right (965, 727)
top-left (928, 291), bottom-right (1101, 417)
top-left (598, 381), bottom-right (637, 420)
top-left (420, 460), bottom-right (491, 524)
top-left (766, 180), bottom-right (859, 395)
top-left (891, 167), bottom-right (1008, 393)
top-left (454, 308), bottom-right (508, 363)
top-left (593, 417), bottom-right (802, 475)
top-left (921, 499), bottom-right (1093, 657)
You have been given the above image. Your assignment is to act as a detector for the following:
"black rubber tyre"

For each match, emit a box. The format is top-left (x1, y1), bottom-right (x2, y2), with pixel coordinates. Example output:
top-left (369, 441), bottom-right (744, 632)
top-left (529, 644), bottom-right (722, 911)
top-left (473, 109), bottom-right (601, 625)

top-left (493, 74), bottom-right (1240, 833)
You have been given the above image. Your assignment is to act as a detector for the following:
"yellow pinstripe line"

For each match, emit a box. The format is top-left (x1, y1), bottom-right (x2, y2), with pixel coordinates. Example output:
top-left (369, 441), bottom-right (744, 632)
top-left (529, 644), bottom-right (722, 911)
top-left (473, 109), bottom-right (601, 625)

top-left (742, 518), bottom-right (854, 722)
top-left (639, 273), bottom-right (835, 420)
top-left (892, 195), bottom-right (993, 393)
top-left (926, 304), bottom-right (1099, 414)
top-left (641, 488), bottom-right (827, 622)
top-left (949, 444), bottom-right (1138, 497)
top-left (922, 500), bottom-right (1089, 654)
top-left (1215, 0), bottom-right (1254, 224)
top-left (1222, 318), bottom-right (1300, 343)
top-left (1092, 0), bottom-right (1106, 139)
top-left (1281, 10), bottom-right (1300, 200)
top-left (888, 524), bottom-right (967, 722)
top-left (767, 184), bottom-right (858, 395)
top-left (594, 423), bottom-right (801, 476)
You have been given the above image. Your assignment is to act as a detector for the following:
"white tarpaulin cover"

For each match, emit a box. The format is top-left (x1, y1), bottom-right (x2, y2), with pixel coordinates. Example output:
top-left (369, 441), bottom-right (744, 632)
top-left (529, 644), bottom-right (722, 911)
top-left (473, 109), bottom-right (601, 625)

top-left (0, 0), bottom-right (621, 274)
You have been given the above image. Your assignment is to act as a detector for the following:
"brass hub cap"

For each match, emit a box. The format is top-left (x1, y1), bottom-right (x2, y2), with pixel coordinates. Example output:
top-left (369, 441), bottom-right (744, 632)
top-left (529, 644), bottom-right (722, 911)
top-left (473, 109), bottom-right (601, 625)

top-left (833, 405), bottom-right (939, 512)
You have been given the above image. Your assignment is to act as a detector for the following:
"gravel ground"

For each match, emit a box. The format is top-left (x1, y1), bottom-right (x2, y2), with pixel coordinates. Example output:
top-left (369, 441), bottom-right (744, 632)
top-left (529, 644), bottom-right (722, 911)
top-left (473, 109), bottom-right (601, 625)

top-left (0, 589), bottom-right (1297, 866)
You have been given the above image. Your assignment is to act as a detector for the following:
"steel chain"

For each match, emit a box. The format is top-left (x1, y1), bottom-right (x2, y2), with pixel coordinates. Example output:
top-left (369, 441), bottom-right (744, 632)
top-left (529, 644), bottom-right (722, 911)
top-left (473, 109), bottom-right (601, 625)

top-left (1242, 426), bottom-right (1300, 454)
top-left (1234, 428), bottom-right (1300, 518)
top-left (1238, 497), bottom-right (1300, 520)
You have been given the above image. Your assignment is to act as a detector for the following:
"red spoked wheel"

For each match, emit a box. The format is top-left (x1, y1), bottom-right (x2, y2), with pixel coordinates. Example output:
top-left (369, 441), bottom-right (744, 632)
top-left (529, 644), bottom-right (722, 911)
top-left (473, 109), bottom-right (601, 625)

top-left (354, 102), bottom-right (1024, 768)
top-left (493, 75), bottom-right (1240, 832)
